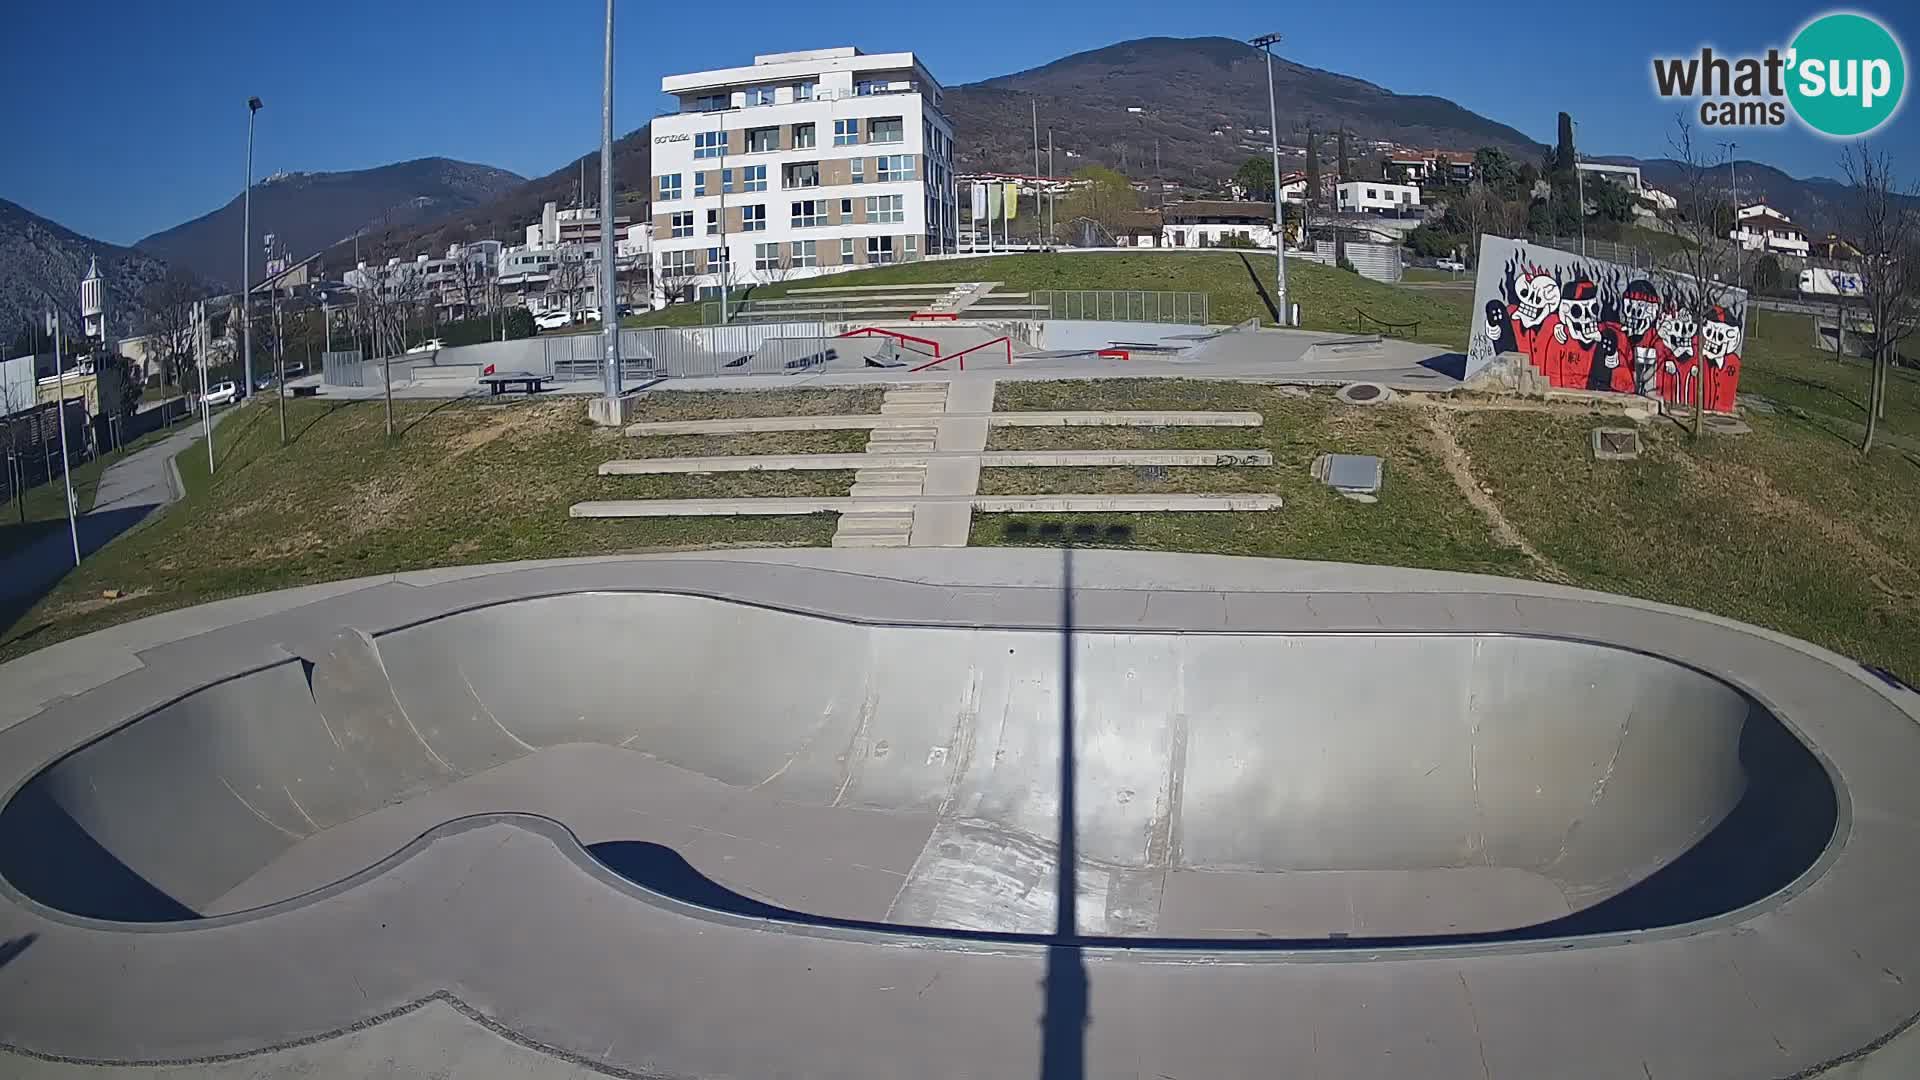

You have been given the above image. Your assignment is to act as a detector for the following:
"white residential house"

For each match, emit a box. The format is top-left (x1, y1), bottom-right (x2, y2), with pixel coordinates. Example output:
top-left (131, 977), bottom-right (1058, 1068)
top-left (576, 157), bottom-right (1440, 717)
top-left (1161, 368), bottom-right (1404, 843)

top-left (1336, 181), bottom-right (1420, 214)
top-left (1733, 203), bottom-right (1811, 257)
top-left (1160, 201), bottom-right (1278, 248)
top-left (648, 46), bottom-right (958, 304)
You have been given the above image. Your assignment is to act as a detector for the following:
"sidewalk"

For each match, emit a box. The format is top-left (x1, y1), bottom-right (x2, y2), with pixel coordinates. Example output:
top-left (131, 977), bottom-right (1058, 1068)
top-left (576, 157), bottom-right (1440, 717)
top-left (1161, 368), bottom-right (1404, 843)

top-left (0, 412), bottom-right (223, 609)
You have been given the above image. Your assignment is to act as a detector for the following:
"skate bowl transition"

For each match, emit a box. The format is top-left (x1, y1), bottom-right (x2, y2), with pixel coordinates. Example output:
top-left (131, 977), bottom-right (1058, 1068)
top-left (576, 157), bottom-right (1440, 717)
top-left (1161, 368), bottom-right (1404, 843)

top-left (0, 551), bottom-right (1916, 1080)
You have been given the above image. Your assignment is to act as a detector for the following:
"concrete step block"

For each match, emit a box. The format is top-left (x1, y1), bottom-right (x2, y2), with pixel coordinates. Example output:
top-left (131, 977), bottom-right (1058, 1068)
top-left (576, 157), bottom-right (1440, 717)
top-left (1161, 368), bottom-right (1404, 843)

top-left (880, 403), bottom-right (946, 416)
top-left (850, 482), bottom-right (924, 497)
top-left (831, 532), bottom-right (913, 548)
top-left (854, 468), bottom-right (928, 485)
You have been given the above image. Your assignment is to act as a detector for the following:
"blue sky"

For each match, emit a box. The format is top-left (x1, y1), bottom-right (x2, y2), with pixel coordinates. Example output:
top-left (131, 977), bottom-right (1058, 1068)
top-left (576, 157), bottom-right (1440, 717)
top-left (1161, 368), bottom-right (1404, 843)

top-left (2, 0), bottom-right (1914, 245)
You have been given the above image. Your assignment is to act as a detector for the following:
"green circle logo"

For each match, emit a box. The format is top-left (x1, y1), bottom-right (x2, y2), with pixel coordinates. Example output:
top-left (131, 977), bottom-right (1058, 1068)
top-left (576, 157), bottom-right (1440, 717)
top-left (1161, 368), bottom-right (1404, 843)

top-left (1787, 12), bottom-right (1906, 137)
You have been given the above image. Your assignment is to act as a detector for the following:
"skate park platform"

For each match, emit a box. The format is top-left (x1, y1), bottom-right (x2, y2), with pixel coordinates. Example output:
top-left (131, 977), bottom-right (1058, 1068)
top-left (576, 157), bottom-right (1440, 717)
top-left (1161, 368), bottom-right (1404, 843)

top-left (1, 549), bottom-right (1915, 1078)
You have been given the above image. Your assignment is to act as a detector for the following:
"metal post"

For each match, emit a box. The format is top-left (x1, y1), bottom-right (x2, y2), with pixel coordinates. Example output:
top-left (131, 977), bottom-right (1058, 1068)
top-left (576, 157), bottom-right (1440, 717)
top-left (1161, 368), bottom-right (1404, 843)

top-left (1032, 99), bottom-right (1041, 246)
top-left (48, 310), bottom-right (79, 566)
top-left (1252, 33), bottom-right (1290, 326)
top-left (718, 107), bottom-right (729, 322)
top-left (275, 294), bottom-right (287, 446)
top-left (1724, 143), bottom-right (1741, 284)
top-left (1047, 129), bottom-right (1056, 249)
top-left (198, 302), bottom-right (214, 475)
top-left (599, 0), bottom-right (622, 399)
top-left (243, 96), bottom-right (261, 398)
top-left (1572, 120), bottom-right (1586, 258)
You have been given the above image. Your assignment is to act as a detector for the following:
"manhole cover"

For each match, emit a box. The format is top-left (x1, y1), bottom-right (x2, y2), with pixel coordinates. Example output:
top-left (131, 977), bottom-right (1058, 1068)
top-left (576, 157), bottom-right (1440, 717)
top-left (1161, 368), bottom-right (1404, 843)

top-left (1335, 382), bottom-right (1393, 406)
top-left (1592, 427), bottom-right (1643, 460)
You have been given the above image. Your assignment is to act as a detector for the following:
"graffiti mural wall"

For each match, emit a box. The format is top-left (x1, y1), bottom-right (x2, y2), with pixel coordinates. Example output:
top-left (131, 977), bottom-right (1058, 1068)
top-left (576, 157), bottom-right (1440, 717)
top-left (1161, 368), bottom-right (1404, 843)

top-left (1465, 236), bottom-right (1747, 411)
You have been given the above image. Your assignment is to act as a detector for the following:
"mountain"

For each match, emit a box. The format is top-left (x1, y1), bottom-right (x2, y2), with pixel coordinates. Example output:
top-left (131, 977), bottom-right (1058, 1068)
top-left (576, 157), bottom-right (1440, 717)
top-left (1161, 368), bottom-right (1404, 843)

top-left (135, 157), bottom-right (524, 288)
top-left (944, 36), bottom-right (1546, 186)
top-left (0, 198), bottom-right (170, 348)
top-left (1601, 157), bottom-right (1868, 234)
top-left (317, 130), bottom-right (653, 272)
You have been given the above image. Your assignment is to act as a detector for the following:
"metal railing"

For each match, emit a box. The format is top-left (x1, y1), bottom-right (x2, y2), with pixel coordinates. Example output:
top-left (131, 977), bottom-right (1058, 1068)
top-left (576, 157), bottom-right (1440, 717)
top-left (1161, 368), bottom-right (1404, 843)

top-left (541, 320), bottom-right (844, 381)
top-left (1030, 290), bottom-right (1209, 324)
top-left (1353, 309), bottom-right (1421, 341)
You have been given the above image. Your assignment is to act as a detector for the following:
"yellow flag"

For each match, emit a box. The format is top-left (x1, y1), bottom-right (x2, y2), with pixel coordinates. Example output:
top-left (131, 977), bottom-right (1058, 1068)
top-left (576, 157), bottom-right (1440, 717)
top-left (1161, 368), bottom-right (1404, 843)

top-left (1003, 183), bottom-right (1019, 220)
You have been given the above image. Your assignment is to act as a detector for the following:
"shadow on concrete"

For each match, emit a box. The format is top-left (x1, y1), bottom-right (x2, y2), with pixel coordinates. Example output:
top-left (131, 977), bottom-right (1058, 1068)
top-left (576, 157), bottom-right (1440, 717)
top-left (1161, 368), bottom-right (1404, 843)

top-left (0, 780), bottom-right (196, 922)
top-left (1235, 253), bottom-right (1280, 325)
top-left (1420, 353), bottom-right (1469, 381)
top-left (0, 933), bottom-right (34, 970)
top-left (1041, 543), bottom-right (1088, 1080)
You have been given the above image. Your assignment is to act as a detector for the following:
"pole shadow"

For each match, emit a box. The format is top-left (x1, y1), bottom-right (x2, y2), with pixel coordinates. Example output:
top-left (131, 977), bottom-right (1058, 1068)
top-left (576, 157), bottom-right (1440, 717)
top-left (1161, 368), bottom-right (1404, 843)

top-left (1235, 252), bottom-right (1281, 325)
top-left (0, 933), bottom-right (35, 970)
top-left (1040, 542), bottom-right (1088, 1080)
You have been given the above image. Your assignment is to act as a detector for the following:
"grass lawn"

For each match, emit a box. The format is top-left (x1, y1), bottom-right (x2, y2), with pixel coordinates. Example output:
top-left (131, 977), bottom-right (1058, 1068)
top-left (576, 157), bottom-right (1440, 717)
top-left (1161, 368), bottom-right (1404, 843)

top-left (1736, 307), bottom-right (1920, 446)
top-left (1401, 267), bottom-right (1472, 285)
top-left (974, 381), bottom-right (1533, 577)
top-left (0, 397), bottom-right (842, 662)
top-left (626, 253), bottom-right (1470, 347)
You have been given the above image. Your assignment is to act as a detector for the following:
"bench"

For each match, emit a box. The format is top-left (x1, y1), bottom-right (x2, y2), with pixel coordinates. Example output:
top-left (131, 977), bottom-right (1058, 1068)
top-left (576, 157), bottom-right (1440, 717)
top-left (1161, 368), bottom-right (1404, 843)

top-left (291, 384), bottom-right (321, 398)
top-left (479, 372), bottom-right (552, 396)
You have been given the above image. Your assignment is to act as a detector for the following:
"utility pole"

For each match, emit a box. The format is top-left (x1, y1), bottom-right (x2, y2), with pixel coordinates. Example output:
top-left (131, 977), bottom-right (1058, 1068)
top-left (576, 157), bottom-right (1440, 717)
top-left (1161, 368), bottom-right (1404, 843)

top-left (1048, 129), bottom-right (1056, 250)
top-left (243, 96), bottom-right (261, 399)
top-left (275, 293), bottom-right (287, 446)
top-left (1032, 99), bottom-right (1040, 246)
top-left (196, 301), bottom-right (214, 476)
top-left (718, 107), bottom-right (729, 321)
top-left (599, 0), bottom-right (623, 400)
top-left (1573, 119), bottom-right (1586, 257)
top-left (46, 309), bottom-right (79, 567)
top-left (1251, 33), bottom-right (1290, 326)
top-left (1722, 141), bottom-right (1741, 284)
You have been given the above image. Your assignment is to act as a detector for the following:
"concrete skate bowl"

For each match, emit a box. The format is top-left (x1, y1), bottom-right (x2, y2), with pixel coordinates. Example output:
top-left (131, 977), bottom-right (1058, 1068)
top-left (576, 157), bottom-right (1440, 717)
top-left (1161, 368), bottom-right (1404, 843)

top-left (0, 592), bottom-right (1837, 948)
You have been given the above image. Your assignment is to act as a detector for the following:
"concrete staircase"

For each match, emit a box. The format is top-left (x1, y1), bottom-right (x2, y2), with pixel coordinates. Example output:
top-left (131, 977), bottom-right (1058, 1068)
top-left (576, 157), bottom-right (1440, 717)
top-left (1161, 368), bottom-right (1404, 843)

top-left (833, 386), bottom-right (945, 547)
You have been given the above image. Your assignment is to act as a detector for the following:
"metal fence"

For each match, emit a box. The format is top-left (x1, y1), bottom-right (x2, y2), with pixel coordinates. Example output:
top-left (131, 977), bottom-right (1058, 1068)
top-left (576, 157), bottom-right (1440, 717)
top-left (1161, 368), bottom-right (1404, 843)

top-left (321, 349), bottom-right (366, 387)
top-left (1029, 290), bottom-right (1209, 324)
top-left (538, 321), bottom-right (851, 382)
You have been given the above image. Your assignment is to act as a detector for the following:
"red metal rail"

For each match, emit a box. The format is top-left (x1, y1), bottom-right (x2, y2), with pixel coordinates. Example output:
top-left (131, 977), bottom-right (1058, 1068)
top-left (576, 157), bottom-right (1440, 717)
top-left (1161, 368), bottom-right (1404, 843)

top-left (1096, 348), bottom-right (1131, 360)
top-left (837, 326), bottom-right (940, 357)
top-left (909, 335), bottom-right (1013, 372)
top-left (909, 312), bottom-right (959, 321)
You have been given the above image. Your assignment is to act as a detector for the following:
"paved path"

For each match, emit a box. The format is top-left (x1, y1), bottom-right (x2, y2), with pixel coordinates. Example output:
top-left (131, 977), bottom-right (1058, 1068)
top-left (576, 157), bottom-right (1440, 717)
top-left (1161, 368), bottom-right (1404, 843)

top-left (0, 414), bottom-right (218, 609)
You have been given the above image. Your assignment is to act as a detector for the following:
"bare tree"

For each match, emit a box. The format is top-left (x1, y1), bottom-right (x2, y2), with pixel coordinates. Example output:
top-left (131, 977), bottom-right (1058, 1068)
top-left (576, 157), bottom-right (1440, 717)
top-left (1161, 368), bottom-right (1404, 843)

top-left (549, 247), bottom-right (592, 322)
top-left (655, 257), bottom-right (697, 308)
top-left (138, 269), bottom-right (202, 410)
top-left (1837, 146), bottom-right (1920, 454)
top-left (1655, 117), bottom-right (1743, 440)
top-left (0, 369), bottom-right (35, 522)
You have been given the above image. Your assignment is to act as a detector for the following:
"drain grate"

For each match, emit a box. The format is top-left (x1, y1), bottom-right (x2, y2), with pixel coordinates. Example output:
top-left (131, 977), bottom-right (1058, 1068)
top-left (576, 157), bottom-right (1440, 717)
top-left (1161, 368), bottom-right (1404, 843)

top-left (1136, 465), bottom-right (1169, 482)
top-left (1591, 427), bottom-right (1643, 460)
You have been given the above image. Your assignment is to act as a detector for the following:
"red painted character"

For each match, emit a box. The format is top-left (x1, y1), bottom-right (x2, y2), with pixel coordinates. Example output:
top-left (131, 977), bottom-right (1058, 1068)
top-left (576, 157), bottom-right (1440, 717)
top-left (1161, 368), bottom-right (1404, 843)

top-left (1536, 280), bottom-right (1603, 389)
top-left (1617, 280), bottom-right (1664, 396)
top-left (1698, 305), bottom-right (1744, 412)
top-left (1483, 271), bottom-right (1561, 361)
top-left (1655, 308), bottom-right (1699, 406)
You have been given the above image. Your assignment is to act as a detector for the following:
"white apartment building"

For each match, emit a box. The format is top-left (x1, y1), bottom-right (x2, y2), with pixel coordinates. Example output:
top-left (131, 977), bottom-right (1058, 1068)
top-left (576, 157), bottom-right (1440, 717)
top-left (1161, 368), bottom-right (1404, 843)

top-left (649, 47), bottom-right (958, 303)
top-left (1336, 181), bottom-right (1421, 214)
top-left (1733, 203), bottom-right (1811, 258)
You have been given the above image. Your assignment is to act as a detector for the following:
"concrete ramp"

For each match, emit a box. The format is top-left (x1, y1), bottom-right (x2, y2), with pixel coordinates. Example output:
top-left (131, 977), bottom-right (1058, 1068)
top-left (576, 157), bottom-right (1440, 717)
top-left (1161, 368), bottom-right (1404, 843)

top-left (0, 592), bottom-right (1832, 943)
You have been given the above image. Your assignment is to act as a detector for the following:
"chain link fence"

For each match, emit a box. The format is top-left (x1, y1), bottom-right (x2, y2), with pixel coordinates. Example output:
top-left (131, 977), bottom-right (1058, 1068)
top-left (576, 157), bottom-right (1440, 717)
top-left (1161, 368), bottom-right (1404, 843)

top-left (1029, 290), bottom-right (1209, 324)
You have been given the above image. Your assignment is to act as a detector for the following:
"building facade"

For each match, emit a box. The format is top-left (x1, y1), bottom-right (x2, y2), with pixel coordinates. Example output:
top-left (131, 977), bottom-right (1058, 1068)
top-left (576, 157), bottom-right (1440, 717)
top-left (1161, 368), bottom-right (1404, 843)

top-left (648, 47), bottom-right (958, 303)
top-left (1733, 204), bottom-right (1811, 258)
top-left (1336, 181), bottom-right (1421, 214)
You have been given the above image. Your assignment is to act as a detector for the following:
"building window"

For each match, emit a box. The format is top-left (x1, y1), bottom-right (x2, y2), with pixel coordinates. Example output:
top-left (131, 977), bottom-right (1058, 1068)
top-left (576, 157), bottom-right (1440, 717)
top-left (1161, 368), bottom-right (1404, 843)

top-left (851, 158), bottom-right (864, 184)
top-left (746, 86), bottom-right (775, 106)
top-left (694, 131), bottom-right (725, 159)
top-left (839, 198), bottom-right (854, 220)
top-left (855, 79), bottom-right (887, 96)
top-left (867, 235), bottom-right (895, 263)
top-left (694, 172), bottom-right (706, 197)
top-left (1366, 188), bottom-right (1377, 199)
top-left (746, 126), bottom-right (778, 154)
top-left (792, 123), bottom-right (816, 150)
top-left (866, 194), bottom-right (904, 224)
top-left (754, 242), bottom-right (782, 272)
top-left (790, 239), bottom-right (817, 267)
top-left (658, 174), bottom-right (682, 201)
top-left (691, 94), bottom-right (727, 112)
top-left (869, 117), bottom-right (904, 144)
top-left (784, 162), bottom-right (819, 188)
top-left (792, 200), bottom-right (825, 228)
top-left (833, 119), bottom-right (858, 146)
top-left (904, 235), bottom-right (917, 260)
top-left (877, 154), bottom-right (912, 182)
top-left (741, 204), bottom-right (766, 231)
top-left (670, 212), bottom-right (693, 238)
top-left (707, 246), bottom-right (730, 269)
top-left (741, 165), bottom-right (767, 192)
top-left (841, 237), bottom-right (855, 262)
top-left (660, 249), bottom-right (695, 274)
top-left (795, 81), bottom-right (816, 101)
top-left (707, 209), bottom-right (721, 235)
top-left (722, 168), bottom-right (734, 194)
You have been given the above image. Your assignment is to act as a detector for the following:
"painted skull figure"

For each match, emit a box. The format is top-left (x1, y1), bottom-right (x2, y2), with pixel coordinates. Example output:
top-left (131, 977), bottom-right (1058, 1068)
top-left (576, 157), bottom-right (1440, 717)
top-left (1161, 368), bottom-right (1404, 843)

top-left (1557, 280), bottom-right (1601, 343)
top-left (1659, 308), bottom-right (1697, 359)
top-left (1621, 280), bottom-right (1661, 337)
top-left (1700, 306), bottom-right (1741, 363)
top-left (1514, 272), bottom-right (1561, 326)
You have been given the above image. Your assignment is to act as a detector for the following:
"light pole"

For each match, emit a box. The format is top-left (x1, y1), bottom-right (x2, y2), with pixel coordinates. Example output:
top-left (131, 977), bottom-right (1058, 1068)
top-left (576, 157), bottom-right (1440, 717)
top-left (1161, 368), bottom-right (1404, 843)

top-left (242, 96), bottom-right (261, 399)
top-left (46, 309), bottom-right (79, 567)
top-left (1721, 141), bottom-right (1741, 283)
top-left (599, 0), bottom-right (623, 399)
top-left (1250, 33), bottom-right (1290, 326)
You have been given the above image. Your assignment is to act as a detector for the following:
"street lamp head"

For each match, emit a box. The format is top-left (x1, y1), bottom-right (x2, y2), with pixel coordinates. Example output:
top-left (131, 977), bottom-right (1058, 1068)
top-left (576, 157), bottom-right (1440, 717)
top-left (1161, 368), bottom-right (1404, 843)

top-left (248, 96), bottom-right (263, 113)
top-left (1250, 33), bottom-right (1283, 50)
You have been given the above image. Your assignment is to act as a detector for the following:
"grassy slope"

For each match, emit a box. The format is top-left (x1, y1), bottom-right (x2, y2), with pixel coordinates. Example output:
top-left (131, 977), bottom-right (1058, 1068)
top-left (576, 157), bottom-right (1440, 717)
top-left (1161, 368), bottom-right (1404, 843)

top-left (627, 253), bottom-right (1471, 346)
top-left (0, 397), bottom-right (846, 661)
top-left (0, 422), bottom-right (186, 557)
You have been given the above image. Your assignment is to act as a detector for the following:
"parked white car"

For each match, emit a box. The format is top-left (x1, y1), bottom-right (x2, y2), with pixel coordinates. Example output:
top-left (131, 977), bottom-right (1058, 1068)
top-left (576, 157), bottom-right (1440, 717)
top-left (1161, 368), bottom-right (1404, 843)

top-left (534, 310), bottom-right (574, 330)
top-left (200, 381), bottom-right (237, 407)
top-left (1435, 258), bottom-right (1467, 272)
top-left (405, 338), bottom-right (446, 354)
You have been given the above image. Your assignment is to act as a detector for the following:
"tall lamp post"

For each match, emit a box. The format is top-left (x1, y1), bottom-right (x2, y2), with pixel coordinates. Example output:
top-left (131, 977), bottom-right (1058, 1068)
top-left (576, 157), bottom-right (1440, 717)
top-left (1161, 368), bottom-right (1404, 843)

top-left (243, 96), bottom-right (262, 398)
top-left (1250, 33), bottom-right (1291, 326)
top-left (1721, 141), bottom-right (1741, 284)
top-left (599, 0), bottom-right (623, 401)
top-left (1571, 119), bottom-right (1586, 257)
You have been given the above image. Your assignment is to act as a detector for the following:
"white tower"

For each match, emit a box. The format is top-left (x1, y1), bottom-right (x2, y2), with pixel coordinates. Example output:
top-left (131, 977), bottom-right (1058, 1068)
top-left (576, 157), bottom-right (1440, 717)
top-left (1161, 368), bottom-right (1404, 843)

top-left (79, 257), bottom-right (106, 344)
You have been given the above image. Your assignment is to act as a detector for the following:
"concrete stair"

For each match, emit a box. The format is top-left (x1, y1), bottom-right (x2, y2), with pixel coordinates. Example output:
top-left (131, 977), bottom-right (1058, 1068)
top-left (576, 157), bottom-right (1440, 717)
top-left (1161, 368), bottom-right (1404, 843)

top-left (833, 510), bottom-right (916, 548)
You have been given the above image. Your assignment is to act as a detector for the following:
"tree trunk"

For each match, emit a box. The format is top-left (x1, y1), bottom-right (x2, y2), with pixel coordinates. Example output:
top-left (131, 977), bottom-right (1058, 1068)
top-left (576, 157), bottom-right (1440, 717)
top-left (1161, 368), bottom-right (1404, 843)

top-left (1862, 351), bottom-right (1883, 454)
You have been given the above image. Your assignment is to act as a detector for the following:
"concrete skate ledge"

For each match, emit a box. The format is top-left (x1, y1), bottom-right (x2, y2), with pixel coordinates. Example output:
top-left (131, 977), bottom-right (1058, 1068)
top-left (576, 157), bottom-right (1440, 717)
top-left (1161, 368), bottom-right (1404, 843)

top-left (572, 493), bottom-right (1283, 517)
top-left (626, 411), bottom-right (1265, 436)
top-left (599, 450), bottom-right (1274, 474)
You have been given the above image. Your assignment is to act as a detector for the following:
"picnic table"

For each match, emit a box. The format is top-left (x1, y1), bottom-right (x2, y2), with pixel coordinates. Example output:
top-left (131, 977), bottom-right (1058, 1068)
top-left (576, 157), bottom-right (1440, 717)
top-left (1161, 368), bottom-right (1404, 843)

top-left (479, 371), bottom-right (551, 396)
